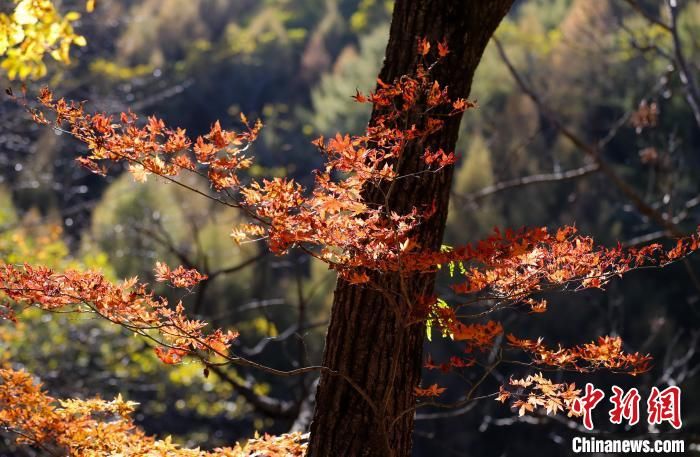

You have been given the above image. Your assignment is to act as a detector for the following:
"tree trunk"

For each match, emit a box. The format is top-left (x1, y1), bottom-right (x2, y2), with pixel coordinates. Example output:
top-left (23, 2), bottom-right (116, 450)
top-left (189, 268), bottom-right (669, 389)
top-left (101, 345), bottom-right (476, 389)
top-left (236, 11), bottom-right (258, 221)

top-left (308, 2), bottom-right (514, 456)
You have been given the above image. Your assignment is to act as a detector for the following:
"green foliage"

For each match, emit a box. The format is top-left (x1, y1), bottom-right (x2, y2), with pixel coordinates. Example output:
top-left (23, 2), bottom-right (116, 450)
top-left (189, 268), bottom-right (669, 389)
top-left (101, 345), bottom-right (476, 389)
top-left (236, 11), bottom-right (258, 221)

top-left (348, 0), bottom-right (391, 31)
top-left (89, 58), bottom-right (154, 81)
top-left (307, 24), bottom-right (387, 135)
top-left (446, 133), bottom-right (501, 241)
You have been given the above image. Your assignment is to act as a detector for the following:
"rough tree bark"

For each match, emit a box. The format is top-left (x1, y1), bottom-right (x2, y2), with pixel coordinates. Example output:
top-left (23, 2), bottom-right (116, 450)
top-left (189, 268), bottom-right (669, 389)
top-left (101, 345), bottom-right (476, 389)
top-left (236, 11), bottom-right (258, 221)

top-left (308, 1), bottom-right (514, 456)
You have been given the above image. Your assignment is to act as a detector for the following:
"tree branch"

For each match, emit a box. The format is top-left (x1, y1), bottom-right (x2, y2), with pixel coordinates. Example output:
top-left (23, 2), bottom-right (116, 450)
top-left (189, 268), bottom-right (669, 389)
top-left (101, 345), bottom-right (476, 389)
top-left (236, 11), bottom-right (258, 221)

top-left (204, 363), bottom-right (299, 419)
top-left (667, 0), bottom-right (700, 129)
top-left (492, 36), bottom-right (685, 238)
top-left (452, 163), bottom-right (600, 204)
top-left (622, 0), bottom-right (671, 31)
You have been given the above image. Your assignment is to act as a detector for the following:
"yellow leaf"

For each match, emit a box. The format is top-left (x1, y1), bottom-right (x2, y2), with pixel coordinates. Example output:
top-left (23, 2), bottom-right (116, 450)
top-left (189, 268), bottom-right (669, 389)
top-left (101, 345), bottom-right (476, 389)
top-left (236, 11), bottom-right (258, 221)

top-left (13, 1), bottom-right (38, 25)
top-left (64, 11), bottom-right (81, 22)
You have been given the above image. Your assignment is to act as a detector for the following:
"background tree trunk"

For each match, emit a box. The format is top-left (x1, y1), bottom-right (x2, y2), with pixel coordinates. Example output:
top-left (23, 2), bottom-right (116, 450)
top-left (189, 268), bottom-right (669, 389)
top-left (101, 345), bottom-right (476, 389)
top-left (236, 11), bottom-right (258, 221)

top-left (308, 1), bottom-right (514, 456)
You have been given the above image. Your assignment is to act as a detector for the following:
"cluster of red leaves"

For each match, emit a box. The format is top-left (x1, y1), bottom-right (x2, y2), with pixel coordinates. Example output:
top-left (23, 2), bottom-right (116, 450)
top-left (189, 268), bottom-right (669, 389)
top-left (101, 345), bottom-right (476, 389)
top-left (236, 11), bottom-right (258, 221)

top-left (236, 51), bottom-right (471, 269)
top-left (414, 383), bottom-right (447, 398)
top-left (630, 100), bottom-right (659, 132)
top-left (31, 88), bottom-right (260, 190)
top-left (496, 372), bottom-right (582, 417)
top-left (0, 366), bottom-right (307, 456)
top-left (23, 42), bottom-right (472, 283)
top-left (154, 261), bottom-right (208, 289)
top-left (0, 263), bottom-right (236, 364)
top-left (417, 37), bottom-right (451, 59)
top-left (506, 334), bottom-right (652, 375)
top-left (425, 354), bottom-right (477, 374)
top-left (418, 226), bottom-right (697, 400)
top-left (410, 226), bottom-right (700, 294)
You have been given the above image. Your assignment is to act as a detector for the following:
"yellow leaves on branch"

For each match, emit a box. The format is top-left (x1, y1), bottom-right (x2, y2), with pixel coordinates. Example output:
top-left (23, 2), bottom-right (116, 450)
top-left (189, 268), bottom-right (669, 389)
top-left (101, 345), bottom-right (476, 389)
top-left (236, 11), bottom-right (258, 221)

top-left (0, 367), bottom-right (307, 456)
top-left (0, 0), bottom-right (90, 80)
top-left (230, 223), bottom-right (266, 245)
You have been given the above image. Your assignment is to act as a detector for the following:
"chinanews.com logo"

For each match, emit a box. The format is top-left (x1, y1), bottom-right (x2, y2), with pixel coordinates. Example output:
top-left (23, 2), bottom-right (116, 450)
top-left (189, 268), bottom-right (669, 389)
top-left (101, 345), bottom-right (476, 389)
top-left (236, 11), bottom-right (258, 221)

top-left (571, 383), bottom-right (686, 454)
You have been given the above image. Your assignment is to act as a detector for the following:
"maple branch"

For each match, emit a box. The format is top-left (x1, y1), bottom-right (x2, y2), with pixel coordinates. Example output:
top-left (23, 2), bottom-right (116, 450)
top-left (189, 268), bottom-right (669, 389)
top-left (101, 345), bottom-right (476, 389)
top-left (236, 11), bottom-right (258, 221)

top-left (6, 282), bottom-right (380, 425)
top-left (6, 276), bottom-right (382, 430)
top-left (131, 330), bottom-right (303, 419)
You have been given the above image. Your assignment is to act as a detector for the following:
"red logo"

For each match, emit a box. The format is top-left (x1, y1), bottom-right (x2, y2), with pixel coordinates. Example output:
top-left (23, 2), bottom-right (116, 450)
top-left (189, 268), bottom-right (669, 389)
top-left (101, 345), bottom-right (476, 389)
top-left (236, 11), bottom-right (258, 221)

top-left (609, 386), bottom-right (641, 426)
top-left (573, 384), bottom-right (682, 430)
top-left (573, 383), bottom-right (605, 430)
top-left (647, 386), bottom-right (682, 429)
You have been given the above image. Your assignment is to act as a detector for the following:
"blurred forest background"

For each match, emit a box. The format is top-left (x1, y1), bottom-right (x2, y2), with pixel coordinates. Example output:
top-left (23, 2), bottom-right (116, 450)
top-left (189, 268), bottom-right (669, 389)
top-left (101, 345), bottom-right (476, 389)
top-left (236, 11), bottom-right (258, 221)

top-left (1, 0), bottom-right (700, 455)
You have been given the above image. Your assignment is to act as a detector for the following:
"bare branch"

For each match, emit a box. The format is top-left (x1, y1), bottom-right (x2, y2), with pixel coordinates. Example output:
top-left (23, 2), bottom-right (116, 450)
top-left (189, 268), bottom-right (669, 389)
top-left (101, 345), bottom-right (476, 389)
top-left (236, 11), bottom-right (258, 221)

top-left (492, 36), bottom-right (684, 238)
top-left (667, 0), bottom-right (700, 129)
top-left (493, 35), bottom-right (700, 294)
top-left (208, 252), bottom-right (267, 279)
top-left (623, 0), bottom-right (672, 31)
top-left (205, 363), bottom-right (299, 419)
top-left (452, 163), bottom-right (600, 204)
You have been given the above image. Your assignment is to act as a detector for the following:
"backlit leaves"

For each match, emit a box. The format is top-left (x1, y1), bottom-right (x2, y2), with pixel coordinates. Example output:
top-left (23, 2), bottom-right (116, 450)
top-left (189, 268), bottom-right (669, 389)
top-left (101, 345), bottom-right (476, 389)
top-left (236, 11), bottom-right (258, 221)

top-left (506, 334), bottom-right (652, 375)
top-left (0, 263), bottom-right (236, 364)
top-left (0, 0), bottom-right (89, 80)
top-left (0, 367), bottom-right (307, 456)
top-left (25, 45), bottom-right (472, 283)
top-left (414, 383), bottom-right (447, 397)
top-left (498, 373), bottom-right (582, 418)
top-left (153, 262), bottom-right (208, 289)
